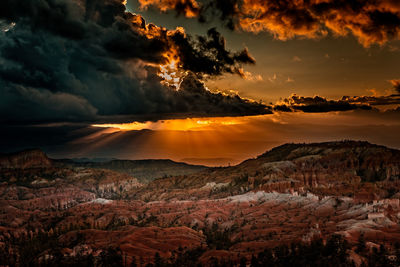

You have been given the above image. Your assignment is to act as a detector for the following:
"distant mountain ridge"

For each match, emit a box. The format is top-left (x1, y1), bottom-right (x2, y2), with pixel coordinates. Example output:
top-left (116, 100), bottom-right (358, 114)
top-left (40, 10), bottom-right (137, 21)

top-left (59, 158), bottom-right (207, 183)
top-left (257, 140), bottom-right (395, 161)
top-left (0, 149), bottom-right (207, 183)
top-left (2, 140), bottom-right (399, 186)
top-left (70, 157), bottom-right (118, 163)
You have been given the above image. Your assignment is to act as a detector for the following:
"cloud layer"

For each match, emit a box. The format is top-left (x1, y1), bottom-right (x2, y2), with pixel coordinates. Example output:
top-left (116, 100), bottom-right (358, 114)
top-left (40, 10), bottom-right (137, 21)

top-left (274, 93), bottom-right (400, 113)
top-left (139, 0), bottom-right (400, 46)
top-left (0, 0), bottom-right (267, 124)
top-left (390, 79), bottom-right (400, 93)
top-left (1, 111), bottom-right (400, 165)
top-left (274, 95), bottom-right (372, 113)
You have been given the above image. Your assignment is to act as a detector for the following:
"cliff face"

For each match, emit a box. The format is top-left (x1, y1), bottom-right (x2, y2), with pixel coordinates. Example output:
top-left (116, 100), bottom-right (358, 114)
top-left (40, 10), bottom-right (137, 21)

top-left (253, 142), bottom-right (400, 195)
top-left (0, 149), bottom-right (52, 169)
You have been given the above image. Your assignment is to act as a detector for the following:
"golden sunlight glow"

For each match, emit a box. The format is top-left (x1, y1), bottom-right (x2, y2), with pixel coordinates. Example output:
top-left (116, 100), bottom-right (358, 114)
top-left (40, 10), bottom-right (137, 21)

top-left (157, 49), bottom-right (186, 90)
top-left (92, 116), bottom-right (247, 132)
top-left (84, 112), bottom-right (400, 167)
top-left (130, 21), bottom-right (187, 90)
top-left (158, 58), bottom-right (181, 89)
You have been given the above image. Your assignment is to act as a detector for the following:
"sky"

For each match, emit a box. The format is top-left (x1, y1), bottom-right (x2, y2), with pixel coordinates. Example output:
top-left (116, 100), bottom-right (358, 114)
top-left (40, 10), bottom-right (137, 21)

top-left (0, 0), bottom-right (400, 166)
top-left (125, 0), bottom-right (400, 101)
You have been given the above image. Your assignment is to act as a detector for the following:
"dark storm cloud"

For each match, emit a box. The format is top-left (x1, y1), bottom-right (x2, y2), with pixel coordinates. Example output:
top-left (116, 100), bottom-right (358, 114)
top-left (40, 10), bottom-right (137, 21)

top-left (139, 0), bottom-right (400, 46)
top-left (0, 0), bottom-right (266, 124)
top-left (0, 123), bottom-right (100, 154)
top-left (273, 104), bottom-right (292, 112)
top-left (173, 73), bottom-right (270, 116)
top-left (169, 27), bottom-right (255, 76)
top-left (0, 0), bottom-right (254, 70)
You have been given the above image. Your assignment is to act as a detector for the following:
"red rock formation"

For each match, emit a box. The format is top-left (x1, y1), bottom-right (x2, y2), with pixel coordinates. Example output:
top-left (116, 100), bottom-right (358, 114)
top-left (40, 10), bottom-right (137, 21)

top-left (0, 149), bottom-right (52, 169)
top-left (0, 141), bottom-right (399, 266)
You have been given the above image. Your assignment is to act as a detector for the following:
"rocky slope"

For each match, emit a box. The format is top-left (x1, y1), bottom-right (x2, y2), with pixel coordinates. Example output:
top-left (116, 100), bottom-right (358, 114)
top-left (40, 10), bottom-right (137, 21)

top-left (0, 149), bottom-right (52, 169)
top-left (136, 141), bottom-right (400, 201)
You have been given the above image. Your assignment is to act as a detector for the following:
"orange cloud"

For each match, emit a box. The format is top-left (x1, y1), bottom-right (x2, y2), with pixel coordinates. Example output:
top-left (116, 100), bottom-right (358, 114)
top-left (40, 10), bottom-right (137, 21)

top-left (139, 0), bottom-right (400, 47)
top-left (139, 0), bottom-right (200, 17)
top-left (389, 79), bottom-right (400, 93)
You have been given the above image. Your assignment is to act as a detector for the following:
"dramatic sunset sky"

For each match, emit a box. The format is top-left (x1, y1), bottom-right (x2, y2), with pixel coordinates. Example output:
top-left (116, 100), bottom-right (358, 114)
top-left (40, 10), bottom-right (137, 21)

top-left (1, 0), bottom-right (400, 165)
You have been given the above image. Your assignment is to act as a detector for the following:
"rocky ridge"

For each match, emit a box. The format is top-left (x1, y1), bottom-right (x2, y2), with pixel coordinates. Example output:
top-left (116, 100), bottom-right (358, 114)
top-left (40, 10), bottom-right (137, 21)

top-left (0, 149), bottom-right (52, 169)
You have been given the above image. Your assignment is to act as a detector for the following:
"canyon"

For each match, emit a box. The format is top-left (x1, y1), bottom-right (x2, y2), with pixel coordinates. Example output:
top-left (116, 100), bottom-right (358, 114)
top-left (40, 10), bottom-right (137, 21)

top-left (0, 141), bottom-right (400, 266)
